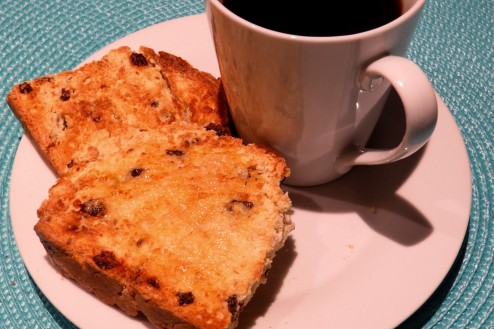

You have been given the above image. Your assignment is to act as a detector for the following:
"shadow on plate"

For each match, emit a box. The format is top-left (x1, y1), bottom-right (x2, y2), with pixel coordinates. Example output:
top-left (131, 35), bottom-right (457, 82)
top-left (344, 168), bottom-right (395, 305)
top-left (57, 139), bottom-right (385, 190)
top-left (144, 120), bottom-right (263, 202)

top-left (284, 89), bottom-right (433, 246)
top-left (238, 89), bottom-right (436, 327)
top-left (237, 236), bottom-right (297, 329)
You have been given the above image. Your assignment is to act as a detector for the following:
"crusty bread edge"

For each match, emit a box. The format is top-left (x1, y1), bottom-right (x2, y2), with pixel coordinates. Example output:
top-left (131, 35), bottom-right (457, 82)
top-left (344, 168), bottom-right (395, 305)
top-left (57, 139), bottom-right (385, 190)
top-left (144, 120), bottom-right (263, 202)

top-left (35, 207), bottom-right (293, 329)
top-left (36, 231), bottom-right (198, 329)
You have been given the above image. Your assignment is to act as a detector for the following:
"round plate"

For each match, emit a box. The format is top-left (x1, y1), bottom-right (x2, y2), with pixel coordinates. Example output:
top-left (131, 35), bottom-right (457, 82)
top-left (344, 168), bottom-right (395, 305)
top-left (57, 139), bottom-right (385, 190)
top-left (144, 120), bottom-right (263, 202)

top-left (10, 13), bottom-right (471, 329)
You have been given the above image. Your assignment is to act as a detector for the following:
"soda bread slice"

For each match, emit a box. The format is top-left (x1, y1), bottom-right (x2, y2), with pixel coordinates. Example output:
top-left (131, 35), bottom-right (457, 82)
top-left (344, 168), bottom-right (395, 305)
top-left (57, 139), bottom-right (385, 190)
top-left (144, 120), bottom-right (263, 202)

top-left (6, 46), bottom-right (230, 176)
top-left (35, 123), bottom-right (294, 329)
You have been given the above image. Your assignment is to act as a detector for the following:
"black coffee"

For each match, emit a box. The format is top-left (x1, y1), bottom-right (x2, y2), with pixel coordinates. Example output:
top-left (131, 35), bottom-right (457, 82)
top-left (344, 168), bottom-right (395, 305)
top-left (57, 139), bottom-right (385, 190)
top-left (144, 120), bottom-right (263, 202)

top-left (222, 0), bottom-right (403, 37)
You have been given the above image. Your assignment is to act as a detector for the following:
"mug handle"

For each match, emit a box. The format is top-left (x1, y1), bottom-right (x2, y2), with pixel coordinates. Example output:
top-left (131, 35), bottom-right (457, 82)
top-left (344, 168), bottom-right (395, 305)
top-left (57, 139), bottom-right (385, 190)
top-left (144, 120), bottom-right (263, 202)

top-left (335, 55), bottom-right (438, 173)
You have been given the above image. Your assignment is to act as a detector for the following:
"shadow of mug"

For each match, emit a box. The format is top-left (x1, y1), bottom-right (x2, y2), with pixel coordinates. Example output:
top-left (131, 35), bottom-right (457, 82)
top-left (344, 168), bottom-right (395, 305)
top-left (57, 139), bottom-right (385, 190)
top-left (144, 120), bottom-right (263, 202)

top-left (285, 89), bottom-right (433, 246)
top-left (237, 89), bottom-right (434, 328)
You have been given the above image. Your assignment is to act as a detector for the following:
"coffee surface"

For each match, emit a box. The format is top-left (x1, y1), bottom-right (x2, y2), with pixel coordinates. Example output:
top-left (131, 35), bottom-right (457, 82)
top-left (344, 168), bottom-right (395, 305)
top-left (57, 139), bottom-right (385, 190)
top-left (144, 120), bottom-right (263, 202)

top-left (222, 1), bottom-right (403, 36)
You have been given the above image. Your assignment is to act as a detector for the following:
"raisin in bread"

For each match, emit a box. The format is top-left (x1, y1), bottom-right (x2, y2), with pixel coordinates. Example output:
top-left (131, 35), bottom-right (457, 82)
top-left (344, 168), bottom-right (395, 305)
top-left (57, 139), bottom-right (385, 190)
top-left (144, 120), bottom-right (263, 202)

top-left (35, 123), bottom-right (294, 329)
top-left (6, 46), bottom-right (230, 176)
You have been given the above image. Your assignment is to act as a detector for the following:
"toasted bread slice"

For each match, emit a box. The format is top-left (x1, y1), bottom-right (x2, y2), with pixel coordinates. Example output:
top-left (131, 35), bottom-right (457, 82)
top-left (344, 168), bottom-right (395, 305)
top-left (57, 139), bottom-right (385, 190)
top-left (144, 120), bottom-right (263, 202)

top-left (35, 123), bottom-right (293, 329)
top-left (6, 46), bottom-right (230, 176)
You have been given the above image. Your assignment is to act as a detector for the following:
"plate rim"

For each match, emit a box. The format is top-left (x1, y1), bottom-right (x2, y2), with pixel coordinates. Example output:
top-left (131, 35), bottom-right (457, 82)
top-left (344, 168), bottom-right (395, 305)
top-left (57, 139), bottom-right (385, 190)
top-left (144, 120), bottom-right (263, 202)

top-left (9, 13), bottom-right (472, 329)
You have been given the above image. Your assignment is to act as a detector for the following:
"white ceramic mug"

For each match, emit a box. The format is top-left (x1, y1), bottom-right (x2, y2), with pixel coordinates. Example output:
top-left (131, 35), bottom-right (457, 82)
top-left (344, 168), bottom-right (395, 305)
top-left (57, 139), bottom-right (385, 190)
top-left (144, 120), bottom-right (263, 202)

top-left (206, 0), bottom-right (438, 186)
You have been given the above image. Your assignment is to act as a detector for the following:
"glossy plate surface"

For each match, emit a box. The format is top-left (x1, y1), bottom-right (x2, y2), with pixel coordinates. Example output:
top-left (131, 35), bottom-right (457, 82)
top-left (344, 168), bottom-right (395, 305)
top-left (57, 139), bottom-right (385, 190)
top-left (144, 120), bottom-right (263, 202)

top-left (10, 13), bottom-right (471, 329)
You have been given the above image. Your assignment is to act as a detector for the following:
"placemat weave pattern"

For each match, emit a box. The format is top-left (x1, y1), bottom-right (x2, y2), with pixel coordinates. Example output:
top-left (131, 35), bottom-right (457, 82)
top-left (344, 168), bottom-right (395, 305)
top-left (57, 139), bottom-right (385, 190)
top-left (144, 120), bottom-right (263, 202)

top-left (1, 0), bottom-right (493, 328)
top-left (399, 0), bottom-right (494, 328)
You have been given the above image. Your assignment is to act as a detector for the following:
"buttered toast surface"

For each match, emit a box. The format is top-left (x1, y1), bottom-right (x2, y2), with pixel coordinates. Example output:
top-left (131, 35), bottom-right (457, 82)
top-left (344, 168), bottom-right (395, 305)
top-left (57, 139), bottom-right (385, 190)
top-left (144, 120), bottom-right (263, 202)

top-left (34, 123), bottom-right (294, 329)
top-left (8, 46), bottom-right (294, 329)
top-left (6, 46), bottom-right (230, 176)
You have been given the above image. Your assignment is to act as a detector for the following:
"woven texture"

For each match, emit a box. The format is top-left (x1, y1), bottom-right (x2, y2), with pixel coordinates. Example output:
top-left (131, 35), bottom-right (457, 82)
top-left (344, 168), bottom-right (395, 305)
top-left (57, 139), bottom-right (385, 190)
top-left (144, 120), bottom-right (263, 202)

top-left (0, 0), bottom-right (493, 328)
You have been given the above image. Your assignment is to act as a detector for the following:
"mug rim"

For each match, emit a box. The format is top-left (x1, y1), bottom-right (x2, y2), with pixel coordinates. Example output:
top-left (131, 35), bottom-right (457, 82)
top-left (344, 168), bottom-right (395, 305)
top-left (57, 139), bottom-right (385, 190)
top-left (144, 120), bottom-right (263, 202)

top-left (207, 0), bottom-right (427, 42)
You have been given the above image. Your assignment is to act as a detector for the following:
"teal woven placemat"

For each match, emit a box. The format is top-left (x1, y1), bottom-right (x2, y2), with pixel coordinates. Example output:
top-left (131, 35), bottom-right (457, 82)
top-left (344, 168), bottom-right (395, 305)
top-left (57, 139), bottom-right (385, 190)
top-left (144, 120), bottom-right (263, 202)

top-left (1, 0), bottom-right (493, 328)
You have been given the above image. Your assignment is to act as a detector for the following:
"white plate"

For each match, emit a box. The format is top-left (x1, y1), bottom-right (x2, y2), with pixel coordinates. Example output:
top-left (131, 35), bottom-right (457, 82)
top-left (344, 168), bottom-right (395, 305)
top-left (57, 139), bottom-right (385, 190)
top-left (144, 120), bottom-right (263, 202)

top-left (10, 13), bottom-right (471, 329)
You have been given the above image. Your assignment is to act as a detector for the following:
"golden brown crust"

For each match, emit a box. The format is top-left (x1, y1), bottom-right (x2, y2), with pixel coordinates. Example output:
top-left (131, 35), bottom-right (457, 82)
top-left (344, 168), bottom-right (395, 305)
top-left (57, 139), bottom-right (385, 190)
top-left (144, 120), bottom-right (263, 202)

top-left (35, 123), bottom-right (293, 329)
top-left (6, 46), bottom-right (230, 176)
